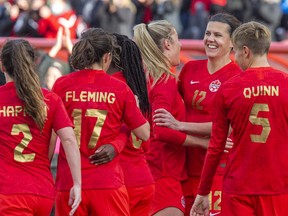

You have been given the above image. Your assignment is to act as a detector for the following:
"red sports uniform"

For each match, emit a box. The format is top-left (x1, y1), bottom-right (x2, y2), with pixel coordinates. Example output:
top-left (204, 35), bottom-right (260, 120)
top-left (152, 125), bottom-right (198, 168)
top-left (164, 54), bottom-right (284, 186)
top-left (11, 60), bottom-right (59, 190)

top-left (199, 67), bottom-right (288, 215)
top-left (113, 72), bottom-right (155, 216)
top-left (0, 82), bottom-right (73, 215)
top-left (178, 59), bottom-right (241, 215)
top-left (147, 75), bottom-right (187, 215)
top-left (52, 69), bottom-right (147, 216)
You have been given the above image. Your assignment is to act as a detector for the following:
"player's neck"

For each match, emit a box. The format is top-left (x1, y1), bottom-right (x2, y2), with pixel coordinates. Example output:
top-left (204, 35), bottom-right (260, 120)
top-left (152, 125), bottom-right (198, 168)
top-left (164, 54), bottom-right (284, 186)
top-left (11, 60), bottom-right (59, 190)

top-left (248, 56), bottom-right (270, 69)
top-left (4, 72), bottom-right (13, 83)
top-left (88, 63), bottom-right (104, 71)
top-left (207, 57), bottom-right (231, 74)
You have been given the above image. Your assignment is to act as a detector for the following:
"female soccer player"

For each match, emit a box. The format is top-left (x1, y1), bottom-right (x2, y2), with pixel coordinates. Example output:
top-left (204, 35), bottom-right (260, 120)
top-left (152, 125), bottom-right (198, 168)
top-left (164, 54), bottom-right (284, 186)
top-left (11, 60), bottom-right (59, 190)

top-left (0, 39), bottom-right (81, 216)
top-left (53, 28), bottom-right (150, 216)
top-left (153, 13), bottom-right (242, 215)
top-left (107, 33), bottom-right (155, 216)
top-left (192, 21), bottom-right (288, 216)
top-left (134, 20), bottom-right (209, 216)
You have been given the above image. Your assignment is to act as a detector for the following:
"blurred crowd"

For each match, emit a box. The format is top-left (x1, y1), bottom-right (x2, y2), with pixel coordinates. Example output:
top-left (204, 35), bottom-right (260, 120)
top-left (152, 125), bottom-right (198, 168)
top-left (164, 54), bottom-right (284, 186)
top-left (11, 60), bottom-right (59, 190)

top-left (0, 0), bottom-right (287, 41)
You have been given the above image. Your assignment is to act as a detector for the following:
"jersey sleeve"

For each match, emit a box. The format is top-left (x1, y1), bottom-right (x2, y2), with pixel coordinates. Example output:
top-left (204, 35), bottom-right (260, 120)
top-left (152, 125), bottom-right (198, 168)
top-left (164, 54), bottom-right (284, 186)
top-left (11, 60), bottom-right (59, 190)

top-left (122, 86), bottom-right (147, 130)
top-left (109, 124), bottom-right (130, 154)
top-left (49, 93), bottom-right (73, 132)
top-left (198, 86), bottom-right (230, 195)
top-left (151, 79), bottom-right (187, 146)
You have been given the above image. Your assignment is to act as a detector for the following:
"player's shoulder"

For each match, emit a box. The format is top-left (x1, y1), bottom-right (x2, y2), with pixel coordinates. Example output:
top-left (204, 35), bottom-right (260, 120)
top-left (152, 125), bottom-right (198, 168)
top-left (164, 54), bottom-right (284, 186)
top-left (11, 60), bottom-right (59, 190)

top-left (227, 61), bottom-right (242, 73)
top-left (270, 69), bottom-right (288, 85)
top-left (220, 72), bottom-right (242, 89)
top-left (181, 59), bottom-right (207, 75)
top-left (42, 88), bottom-right (62, 103)
top-left (54, 71), bottom-right (76, 85)
top-left (107, 75), bottom-right (131, 93)
top-left (151, 75), bottom-right (178, 95)
top-left (272, 68), bottom-right (288, 77)
top-left (52, 72), bottom-right (74, 93)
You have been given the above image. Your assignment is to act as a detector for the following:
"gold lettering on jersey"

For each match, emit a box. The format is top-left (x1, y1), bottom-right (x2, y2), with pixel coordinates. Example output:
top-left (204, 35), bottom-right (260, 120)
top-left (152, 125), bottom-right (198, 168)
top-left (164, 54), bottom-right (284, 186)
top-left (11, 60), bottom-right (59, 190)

top-left (66, 91), bottom-right (116, 104)
top-left (208, 190), bottom-right (222, 211)
top-left (192, 90), bottom-right (206, 110)
top-left (0, 106), bottom-right (27, 117)
top-left (249, 103), bottom-right (271, 143)
top-left (243, 86), bottom-right (279, 98)
top-left (12, 124), bottom-right (35, 162)
top-left (132, 133), bottom-right (142, 148)
top-left (72, 108), bottom-right (108, 149)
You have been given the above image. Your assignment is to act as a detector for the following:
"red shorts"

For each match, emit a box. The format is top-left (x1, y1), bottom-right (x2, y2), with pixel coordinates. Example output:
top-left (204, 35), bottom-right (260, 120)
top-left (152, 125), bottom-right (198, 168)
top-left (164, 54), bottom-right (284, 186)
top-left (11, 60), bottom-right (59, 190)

top-left (0, 193), bottom-right (54, 216)
top-left (222, 192), bottom-right (288, 216)
top-left (127, 184), bottom-right (155, 216)
top-left (149, 177), bottom-right (185, 215)
top-left (55, 185), bottom-right (129, 216)
top-left (182, 175), bottom-right (223, 216)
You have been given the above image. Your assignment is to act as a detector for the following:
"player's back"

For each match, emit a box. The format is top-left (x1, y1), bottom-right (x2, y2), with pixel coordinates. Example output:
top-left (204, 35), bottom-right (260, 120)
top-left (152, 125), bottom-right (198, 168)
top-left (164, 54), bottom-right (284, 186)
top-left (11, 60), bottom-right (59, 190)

top-left (0, 82), bottom-right (67, 198)
top-left (221, 67), bottom-right (288, 195)
top-left (53, 69), bottom-right (147, 190)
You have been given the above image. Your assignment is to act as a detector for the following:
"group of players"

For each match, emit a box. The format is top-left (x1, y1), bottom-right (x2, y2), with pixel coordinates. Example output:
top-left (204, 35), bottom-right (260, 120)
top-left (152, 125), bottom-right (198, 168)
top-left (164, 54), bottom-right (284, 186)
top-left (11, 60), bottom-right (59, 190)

top-left (0, 10), bottom-right (288, 216)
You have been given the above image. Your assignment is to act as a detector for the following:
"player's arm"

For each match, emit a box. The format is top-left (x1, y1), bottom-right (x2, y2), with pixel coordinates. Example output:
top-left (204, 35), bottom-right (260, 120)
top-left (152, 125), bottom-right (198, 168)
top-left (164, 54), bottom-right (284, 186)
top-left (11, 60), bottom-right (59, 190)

top-left (57, 127), bottom-right (81, 216)
top-left (183, 134), bottom-right (209, 148)
top-left (89, 125), bottom-right (130, 165)
top-left (153, 108), bottom-right (212, 135)
top-left (48, 130), bottom-right (57, 161)
top-left (122, 87), bottom-right (150, 141)
top-left (192, 88), bottom-right (230, 215)
top-left (131, 121), bottom-right (150, 141)
top-left (51, 94), bottom-right (81, 216)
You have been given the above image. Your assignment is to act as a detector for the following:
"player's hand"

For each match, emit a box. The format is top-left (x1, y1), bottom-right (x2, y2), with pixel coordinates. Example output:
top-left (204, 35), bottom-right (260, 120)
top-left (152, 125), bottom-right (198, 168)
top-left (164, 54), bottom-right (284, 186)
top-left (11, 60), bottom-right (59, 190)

top-left (224, 137), bottom-right (233, 153)
top-left (190, 194), bottom-right (210, 216)
top-left (153, 108), bottom-right (182, 131)
top-left (89, 144), bottom-right (116, 165)
top-left (68, 184), bottom-right (81, 216)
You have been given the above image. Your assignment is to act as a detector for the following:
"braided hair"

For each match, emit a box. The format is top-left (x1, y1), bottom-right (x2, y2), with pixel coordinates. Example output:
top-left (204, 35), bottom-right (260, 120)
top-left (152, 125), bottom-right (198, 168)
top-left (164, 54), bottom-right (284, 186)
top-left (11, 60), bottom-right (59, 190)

top-left (113, 33), bottom-right (150, 117)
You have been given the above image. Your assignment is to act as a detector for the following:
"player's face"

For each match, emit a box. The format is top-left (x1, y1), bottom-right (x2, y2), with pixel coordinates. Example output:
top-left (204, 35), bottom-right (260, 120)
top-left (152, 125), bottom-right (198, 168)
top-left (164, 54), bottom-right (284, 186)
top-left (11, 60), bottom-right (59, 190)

top-left (167, 29), bottom-right (182, 66)
top-left (204, 21), bottom-right (233, 59)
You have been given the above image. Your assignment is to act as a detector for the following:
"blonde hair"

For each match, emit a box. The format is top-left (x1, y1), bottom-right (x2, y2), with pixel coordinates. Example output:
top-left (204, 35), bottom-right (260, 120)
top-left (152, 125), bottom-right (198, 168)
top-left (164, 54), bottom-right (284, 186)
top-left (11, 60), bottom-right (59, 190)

top-left (232, 21), bottom-right (271, 55)
top-left (133, 20), bottom-right (176, 85)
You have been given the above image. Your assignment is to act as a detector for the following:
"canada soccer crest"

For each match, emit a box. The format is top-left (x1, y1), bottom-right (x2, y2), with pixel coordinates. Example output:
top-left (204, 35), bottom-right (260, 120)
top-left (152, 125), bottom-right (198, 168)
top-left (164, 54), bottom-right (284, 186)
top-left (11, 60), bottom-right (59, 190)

top-left (209, 80), bottom-right (221, 92)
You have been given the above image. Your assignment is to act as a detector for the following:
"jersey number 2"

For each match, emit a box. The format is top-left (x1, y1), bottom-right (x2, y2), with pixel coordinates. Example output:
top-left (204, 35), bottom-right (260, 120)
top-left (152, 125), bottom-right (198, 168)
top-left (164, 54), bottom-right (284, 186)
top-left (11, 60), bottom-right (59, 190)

top-left (11, 124), bottom-right (35, 163)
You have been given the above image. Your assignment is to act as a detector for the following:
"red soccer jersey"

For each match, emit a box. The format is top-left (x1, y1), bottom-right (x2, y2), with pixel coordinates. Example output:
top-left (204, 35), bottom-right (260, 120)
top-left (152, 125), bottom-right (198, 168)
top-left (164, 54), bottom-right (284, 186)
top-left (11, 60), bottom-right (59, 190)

top-left (179, 59), bottom-right (241, 177)
top-left (113, 72), bottom-right (154, 188)
top-left (199, 67), bottom-right (288, 195)
top-left (147, 75), bottom-right (187, 181)
top-left (52, 69), bottom-right (147, 190)
top-left (0, 82), bottom-right (73, 199)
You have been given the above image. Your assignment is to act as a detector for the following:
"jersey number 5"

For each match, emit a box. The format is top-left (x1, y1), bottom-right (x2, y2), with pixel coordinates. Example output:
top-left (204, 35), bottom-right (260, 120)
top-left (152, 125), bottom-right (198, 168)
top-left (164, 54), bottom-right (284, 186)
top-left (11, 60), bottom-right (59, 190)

top-left (249, 103), bottom-right (271, 143)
